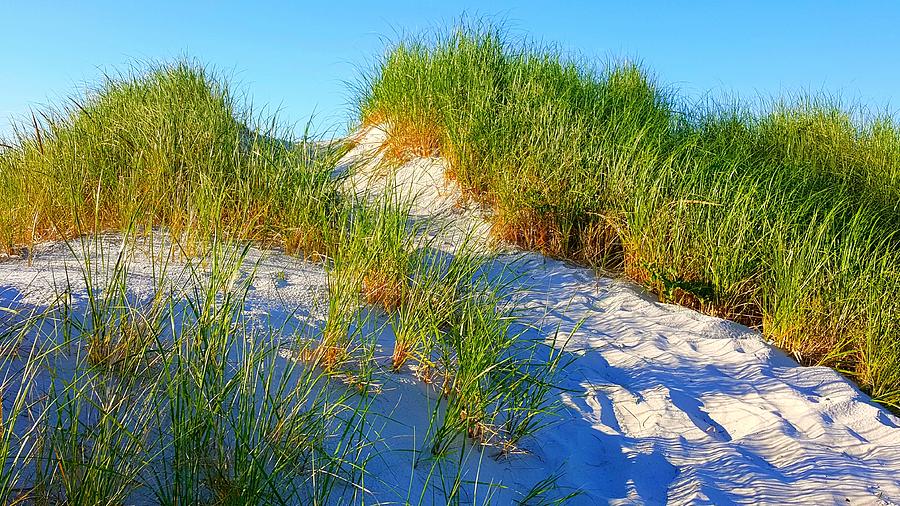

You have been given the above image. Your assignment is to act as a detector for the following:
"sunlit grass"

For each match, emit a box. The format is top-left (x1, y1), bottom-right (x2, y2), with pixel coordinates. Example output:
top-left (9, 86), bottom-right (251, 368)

top-left (0, 60), bottom-right (346, 259)
top-left (357, 19), bottom-right (900, 409)
top-left (0, 59), bottom-right (570, 503)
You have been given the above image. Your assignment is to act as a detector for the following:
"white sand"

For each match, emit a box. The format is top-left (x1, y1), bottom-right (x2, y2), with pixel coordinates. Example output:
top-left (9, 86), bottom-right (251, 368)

top-left (0, 125), bottom-right (898, 504)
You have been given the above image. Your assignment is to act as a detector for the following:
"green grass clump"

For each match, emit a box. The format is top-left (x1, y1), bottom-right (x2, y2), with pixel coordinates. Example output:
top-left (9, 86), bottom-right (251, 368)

top-left (358, 20), bottom-right (900, 409)
top-left (314, 187), bottom-right (566, 456)
top-left (430, 280), bottom-right (567, 456)
top-left (391, 238), bottom-right (483, 375)
top-left (0, 60), bottom-right (345, 259)
top-left (315, 189), bottom-right (417, 371)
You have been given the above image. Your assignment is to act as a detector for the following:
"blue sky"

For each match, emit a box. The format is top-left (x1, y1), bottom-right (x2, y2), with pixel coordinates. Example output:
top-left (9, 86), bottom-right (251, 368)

top-left (2, 1), bottom-right (898, 138)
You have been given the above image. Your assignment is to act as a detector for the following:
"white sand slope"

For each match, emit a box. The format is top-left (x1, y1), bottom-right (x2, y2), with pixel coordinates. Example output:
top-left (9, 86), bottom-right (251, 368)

top-left (336, 126), bottom-right (900, 504)
top-left (0, 126), bottom-right (898, 504)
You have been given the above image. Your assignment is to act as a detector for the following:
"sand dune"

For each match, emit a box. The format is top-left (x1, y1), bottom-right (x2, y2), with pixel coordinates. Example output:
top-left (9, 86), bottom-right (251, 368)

top-left (0, 126), bottom-right (897, 504)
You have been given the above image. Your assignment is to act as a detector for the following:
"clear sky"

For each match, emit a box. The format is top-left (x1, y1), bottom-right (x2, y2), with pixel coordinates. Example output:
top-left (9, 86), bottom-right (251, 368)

top-left (2, 1), bottom-right (898, 138)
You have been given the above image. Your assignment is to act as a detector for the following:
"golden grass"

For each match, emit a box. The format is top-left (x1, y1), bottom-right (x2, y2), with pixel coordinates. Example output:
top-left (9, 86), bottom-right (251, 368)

top-left (363, 113), bottom-right (443, 167)
top-left (361, 269), bottom-right (405, 312)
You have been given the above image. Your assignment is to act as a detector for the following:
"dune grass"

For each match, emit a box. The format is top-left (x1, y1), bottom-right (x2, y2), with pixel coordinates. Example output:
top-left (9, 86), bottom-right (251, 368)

top-left (0, 61), bottom-right (345, 259)
top-left (319, 187), bottom-right (566, 456)
top-left (2, 24), bottom-right (896, 499)
top-left (357, 20), bottom-right (900, 409)
top-left (0, 60), bottom-right (572, 502)
top-left (0, 227), bottom-right (570, 503)
top-left (0, 236), bottom-right (371, 504)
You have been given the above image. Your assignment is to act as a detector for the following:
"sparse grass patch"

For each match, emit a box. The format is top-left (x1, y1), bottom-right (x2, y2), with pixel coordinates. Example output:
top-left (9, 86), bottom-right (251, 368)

top-left (428, 272), bottom-right (568, 456)
top-left (391, 243), bottom-right (483, 375)
top-left (0, 230), bottom-right (567, 503)
top-left (349, 191), bottom-right (416, 312)
top-left (312, 190), bottom-right (416, 371)
top-left (0, 236), bottom-right (375, 504)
